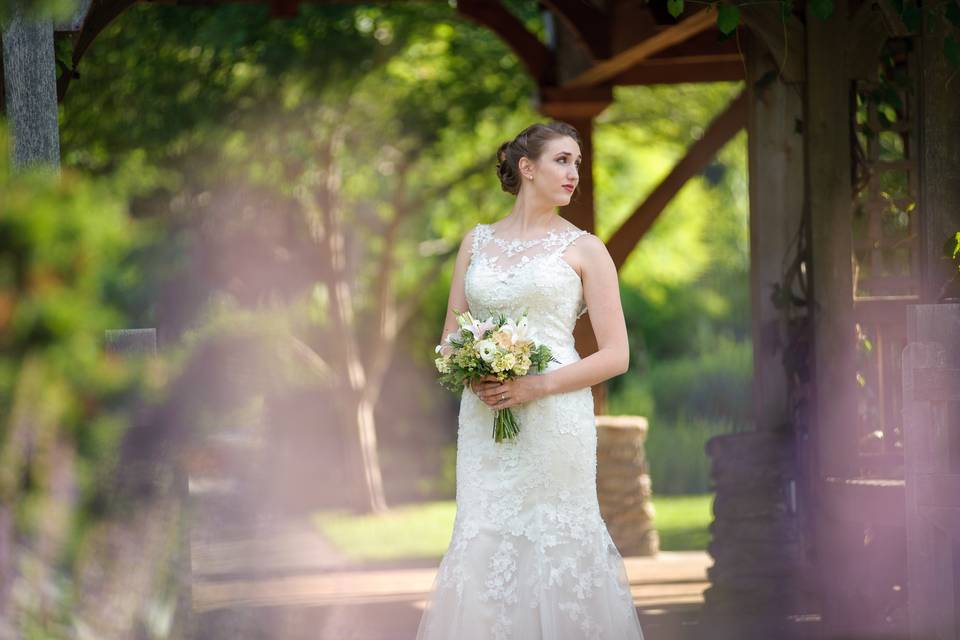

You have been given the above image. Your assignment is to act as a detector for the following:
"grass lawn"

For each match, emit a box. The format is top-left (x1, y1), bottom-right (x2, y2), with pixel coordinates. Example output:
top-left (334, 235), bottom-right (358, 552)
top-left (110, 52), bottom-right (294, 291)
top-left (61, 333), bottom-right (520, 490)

top-left (313, 493), bottom-right (713, 563)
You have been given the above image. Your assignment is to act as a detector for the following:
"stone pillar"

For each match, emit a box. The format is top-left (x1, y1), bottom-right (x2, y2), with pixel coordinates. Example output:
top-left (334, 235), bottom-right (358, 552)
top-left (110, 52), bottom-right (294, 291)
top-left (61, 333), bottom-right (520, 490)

top-left (2, 12), bottom-right (60, 169)
top-left (702, 430), bottom-right (810, 635)
top-left (595, 415), bottom-right (658, 556)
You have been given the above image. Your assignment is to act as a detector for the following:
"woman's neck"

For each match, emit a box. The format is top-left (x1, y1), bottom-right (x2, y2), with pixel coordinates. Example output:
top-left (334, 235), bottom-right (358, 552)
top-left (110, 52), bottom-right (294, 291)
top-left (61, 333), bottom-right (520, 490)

top-left (503, 195), bottom-right (559, 235)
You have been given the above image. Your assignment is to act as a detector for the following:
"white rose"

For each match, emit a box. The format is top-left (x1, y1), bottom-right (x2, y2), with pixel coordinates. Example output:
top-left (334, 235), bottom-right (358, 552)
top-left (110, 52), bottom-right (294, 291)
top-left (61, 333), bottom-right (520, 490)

top-left (475, 339), bottom-right (497, 362)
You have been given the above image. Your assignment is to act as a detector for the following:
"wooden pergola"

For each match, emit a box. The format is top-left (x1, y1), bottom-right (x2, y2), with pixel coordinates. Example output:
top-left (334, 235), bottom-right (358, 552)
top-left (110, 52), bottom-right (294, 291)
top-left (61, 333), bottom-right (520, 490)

top-left (4, 0), bottom-right (960, 637)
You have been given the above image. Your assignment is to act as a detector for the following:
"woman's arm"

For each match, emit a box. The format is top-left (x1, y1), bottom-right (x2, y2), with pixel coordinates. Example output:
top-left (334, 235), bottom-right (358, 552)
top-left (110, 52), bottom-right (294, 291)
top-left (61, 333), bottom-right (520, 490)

top-left (437, 227), bottom-right (476, 355)
top-left (539, 234), bottom-right (629, 395)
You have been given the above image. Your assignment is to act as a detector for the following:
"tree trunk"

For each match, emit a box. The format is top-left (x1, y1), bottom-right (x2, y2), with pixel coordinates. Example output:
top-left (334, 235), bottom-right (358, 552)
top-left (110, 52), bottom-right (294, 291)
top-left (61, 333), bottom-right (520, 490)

top-left (1, 13), bottom-right (60, 168)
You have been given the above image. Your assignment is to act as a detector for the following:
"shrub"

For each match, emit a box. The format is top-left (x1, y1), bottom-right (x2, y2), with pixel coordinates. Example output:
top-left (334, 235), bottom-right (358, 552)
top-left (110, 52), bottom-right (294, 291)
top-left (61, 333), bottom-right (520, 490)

top-left (645, 414), bottom-right (738, 495)
top-left (646, 338), bottom-right (753, 426)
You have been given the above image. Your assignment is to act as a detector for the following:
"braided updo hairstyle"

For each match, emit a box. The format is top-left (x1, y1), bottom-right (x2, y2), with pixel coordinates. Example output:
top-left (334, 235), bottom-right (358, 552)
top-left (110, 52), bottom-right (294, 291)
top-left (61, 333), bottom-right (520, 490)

top-left (496, 121), bottom-right (581, 196)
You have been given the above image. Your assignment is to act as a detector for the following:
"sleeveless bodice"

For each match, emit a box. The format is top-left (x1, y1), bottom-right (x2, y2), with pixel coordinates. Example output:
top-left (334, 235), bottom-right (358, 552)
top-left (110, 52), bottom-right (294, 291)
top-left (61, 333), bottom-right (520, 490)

top-left (464, 223), bottom-right (589, 370)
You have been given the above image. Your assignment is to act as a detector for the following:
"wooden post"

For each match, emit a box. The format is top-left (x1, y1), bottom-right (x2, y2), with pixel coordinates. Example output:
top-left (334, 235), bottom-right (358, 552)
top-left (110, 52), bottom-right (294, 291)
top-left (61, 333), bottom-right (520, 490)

top-left (805, 0), bottom-right (866, 634)
top-left (538, 87), bottom-right (612, 413)
top-left (918, 14), bottom-right (960, 303)
top-left (744, 31), bottom-right (805, 433)
top-left (1, 12), bottom-right (60, 168)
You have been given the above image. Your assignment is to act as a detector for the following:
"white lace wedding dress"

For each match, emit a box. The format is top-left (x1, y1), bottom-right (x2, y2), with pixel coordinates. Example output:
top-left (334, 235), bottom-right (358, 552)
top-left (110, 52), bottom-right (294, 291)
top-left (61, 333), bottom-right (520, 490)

top-left (415, 223), bottom-right (645, 640)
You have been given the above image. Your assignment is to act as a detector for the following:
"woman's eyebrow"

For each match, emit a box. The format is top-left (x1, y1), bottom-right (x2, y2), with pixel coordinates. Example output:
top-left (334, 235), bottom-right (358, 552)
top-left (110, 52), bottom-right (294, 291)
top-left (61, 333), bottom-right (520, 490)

top-left (555, 151), bottom-right (583, 160)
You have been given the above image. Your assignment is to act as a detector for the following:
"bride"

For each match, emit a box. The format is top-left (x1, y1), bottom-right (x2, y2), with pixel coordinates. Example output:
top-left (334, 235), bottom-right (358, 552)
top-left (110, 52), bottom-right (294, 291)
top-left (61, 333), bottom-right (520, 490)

top-left (415, 121), bottom-right (645, 639)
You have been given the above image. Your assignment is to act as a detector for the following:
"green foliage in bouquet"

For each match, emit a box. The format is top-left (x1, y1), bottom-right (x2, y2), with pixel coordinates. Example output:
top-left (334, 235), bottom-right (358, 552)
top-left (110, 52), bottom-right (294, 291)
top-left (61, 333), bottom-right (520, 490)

top-left (434, 309), bottom-right (557, 442)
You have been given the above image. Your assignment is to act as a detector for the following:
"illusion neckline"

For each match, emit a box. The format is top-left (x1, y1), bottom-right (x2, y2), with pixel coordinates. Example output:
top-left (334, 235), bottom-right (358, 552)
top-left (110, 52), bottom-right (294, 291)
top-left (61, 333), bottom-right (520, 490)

top-left (484, 222), bottom-right (582, 244)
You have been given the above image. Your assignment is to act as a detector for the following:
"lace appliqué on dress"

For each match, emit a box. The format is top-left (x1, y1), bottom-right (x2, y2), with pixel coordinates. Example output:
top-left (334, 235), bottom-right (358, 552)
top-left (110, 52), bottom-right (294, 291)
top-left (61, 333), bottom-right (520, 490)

top-left (470, 223), bottom-right (590, 320)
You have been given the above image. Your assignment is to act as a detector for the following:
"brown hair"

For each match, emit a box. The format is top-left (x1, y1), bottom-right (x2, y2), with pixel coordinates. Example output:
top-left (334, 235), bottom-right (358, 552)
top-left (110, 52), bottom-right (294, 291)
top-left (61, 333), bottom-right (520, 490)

top-left (496, 121), bottom-right (581, 196)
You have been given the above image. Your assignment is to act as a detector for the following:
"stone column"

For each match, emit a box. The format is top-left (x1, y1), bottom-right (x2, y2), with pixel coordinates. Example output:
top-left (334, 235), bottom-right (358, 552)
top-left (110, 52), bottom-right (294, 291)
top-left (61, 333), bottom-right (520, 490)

top-left (595, 415), bottom-right (658, 556)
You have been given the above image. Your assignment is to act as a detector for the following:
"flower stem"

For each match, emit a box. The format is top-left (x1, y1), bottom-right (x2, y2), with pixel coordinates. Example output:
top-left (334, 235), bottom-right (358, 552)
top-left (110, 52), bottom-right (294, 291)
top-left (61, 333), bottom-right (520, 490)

top-left (493, 408), bottom-right (520, 443)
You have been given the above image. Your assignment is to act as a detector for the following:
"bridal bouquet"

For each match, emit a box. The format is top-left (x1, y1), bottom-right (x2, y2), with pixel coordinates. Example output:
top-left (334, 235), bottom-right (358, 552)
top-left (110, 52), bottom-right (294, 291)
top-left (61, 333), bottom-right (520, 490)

top-left (434, 310), bottom-right (558, 443)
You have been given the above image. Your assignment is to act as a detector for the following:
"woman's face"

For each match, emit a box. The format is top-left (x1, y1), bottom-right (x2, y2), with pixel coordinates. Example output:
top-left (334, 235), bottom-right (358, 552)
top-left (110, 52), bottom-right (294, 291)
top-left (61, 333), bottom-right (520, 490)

top-left (520, 135), bottom-right (581, 206)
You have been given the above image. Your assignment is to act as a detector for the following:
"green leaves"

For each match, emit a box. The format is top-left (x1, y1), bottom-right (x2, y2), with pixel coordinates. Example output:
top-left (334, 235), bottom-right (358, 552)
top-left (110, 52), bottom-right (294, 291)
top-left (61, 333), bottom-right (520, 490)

top-left (716, 3), bottom-right (740, 34)
top-left (809, 0), bottom-right (834, 19)
top-left (950, 231), bottom-right (960, 263)
top-left (667, 0), bottom-right (683, 19)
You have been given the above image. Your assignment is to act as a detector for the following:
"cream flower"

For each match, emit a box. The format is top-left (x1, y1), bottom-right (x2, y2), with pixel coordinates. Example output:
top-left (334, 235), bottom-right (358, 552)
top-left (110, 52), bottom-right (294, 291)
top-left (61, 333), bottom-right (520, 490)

top-left (492, 351), bottom-right (517, 373)
top-left (501, 315), bottom-right (535, 345)
top-left (475, 339), bottom-right (497, 362)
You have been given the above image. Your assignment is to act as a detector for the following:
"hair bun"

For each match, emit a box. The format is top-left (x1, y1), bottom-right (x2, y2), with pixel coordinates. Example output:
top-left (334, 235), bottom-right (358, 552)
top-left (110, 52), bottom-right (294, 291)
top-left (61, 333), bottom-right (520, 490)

top-left (496, 140), bottom-right (520, 195)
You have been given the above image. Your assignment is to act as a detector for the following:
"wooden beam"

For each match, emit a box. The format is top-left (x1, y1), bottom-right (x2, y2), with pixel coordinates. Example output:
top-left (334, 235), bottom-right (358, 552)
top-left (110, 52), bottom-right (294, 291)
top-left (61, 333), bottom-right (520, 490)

top-left (562, 6), bottom-right (716, 89)
top-left (269, 0), bottom-right (300, 18)
top-left (456, 0), bottom-right (552, 84)
top-left (820, 477), bottom-right (905, 526)
top-left (613, 55), bottom-right (744, 85)
top-left (609, 29), bottom-right (744, 84)
top-left (539, 0), bottom-right (609, 60)
top-left (643, 28), bottom-right (742, 57)
top-left (605, 88), bottom-right (748, 271)
top-left (59, 0), bottom-right (139, 102)
top-left (538, 85), bottom-right (612, 120)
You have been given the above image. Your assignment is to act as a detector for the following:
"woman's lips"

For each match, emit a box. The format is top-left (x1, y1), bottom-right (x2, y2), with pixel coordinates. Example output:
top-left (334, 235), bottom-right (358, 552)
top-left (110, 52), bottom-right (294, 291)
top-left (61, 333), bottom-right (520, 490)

top-left (562, 184), bottom-right (574, 192)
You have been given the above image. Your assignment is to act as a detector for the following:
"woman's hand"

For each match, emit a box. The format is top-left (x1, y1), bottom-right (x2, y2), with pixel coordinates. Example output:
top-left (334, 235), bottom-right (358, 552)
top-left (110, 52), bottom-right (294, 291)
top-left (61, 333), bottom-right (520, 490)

top-left (470, 374), bottom-right (548, 410)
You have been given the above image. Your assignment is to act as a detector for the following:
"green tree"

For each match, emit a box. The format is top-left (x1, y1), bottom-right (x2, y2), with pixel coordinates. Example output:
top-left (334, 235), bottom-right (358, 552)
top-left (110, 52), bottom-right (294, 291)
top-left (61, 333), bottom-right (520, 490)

top-left (59, 2), bottom-right (541, 512)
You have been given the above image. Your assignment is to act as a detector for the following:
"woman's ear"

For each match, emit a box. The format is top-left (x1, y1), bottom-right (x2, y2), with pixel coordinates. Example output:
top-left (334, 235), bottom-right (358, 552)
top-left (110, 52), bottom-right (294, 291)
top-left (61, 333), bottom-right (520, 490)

top-left (517, 156), bottom-right (534, 181)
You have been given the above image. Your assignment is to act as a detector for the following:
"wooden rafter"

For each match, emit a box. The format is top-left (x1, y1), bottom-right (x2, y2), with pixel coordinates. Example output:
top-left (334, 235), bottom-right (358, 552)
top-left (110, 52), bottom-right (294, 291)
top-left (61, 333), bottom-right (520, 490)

top-left (611, 29), bottom-right (744, 83)
top-left (57, 0), bottom-right (139, 102)
top-left (456, 0), bottom-right (553, 84)
top-left (539, 0), bottom-right (609, 60)
top-left (614, 55), bottom-right (744, 84)
top-left (606, 88), bottom-right (748, 270)
top-left (563, 6), bottom-right (717, 89)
